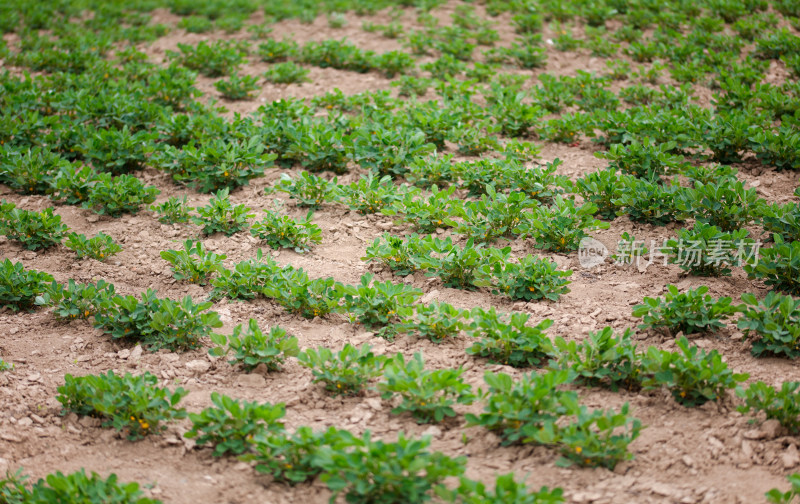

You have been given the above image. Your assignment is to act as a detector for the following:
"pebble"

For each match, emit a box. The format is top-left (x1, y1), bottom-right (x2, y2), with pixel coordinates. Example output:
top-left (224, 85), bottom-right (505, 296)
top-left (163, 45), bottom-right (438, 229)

top-left (185, 360), bottom-right (211, 376)
top-left (782, 444), bottom-right (800, 469)
top-left (236, 374), bottom-right (266, 388)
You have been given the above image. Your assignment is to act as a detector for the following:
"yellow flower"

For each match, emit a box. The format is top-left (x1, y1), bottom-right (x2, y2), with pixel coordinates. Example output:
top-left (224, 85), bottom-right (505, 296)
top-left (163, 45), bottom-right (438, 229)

top-left (575, 446), bottom-right (582, 453)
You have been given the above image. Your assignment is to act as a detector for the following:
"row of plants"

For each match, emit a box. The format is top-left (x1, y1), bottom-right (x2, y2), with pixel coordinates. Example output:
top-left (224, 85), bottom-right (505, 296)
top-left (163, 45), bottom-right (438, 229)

top-left (51, 367), bottom-right (563, 502)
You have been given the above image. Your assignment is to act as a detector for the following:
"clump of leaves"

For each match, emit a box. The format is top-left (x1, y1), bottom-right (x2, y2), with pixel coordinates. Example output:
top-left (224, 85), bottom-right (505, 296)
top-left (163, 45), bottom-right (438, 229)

top-left (0, 259), bottom-right (53, 312)
top-left (248, 426), bottom-right (356, 486)
top-left (215, 73), bottom-right (261, 100)
top-left (160, 239), bottom-right (226, 285)
top-left (316, 431), bottom-right (465, 504)
top-left (64, 232), bottom-right (121, 261)
top-left (185, 392), bottom-right (285, 457)
top-left (526, 197), bottom-right (608, 253)
top-left (574, 168), bottom-right (623, 221)
top-left (642, 336), bottom-right (748, 407)
top-left (633, 285), bottom-right (741, 336)
top-left (250, 208), bottom-right (321, 253)
top-left (192, 188), bottom-right (254, 236)
top-left (273, 171), bottom-right (338, 208)
top-left (35, 279), bottom-right (115, 321)
top-left (263, 62), bottom-right (311, 84)
top-left (402, 302), bottom-right (467, 344)
top-left (466, 308), bottom-right (554, 368)
top-left (338, 273), bottom-right (422, 333)
top-left (297, 343), bottom-right (386, 397)
top-left (745, 235), bottom-right (800, 295)
top-left (490, 255), bottom-right (572, 302)
top-left (378, 352), bottom-right (475, 424)
top-left (682, 180), bottom-right (765, 232)
top-left (466, 369), bottom-right (575, 445)
top-left (0, 469), bottom-right (161, 504)
top-left (150, 196), bottom-right (194, 224)
top-left (94, 289), bottom-right (223, 352)
top-left (169, 40), bottom-right (248, 77)
top-left (210, 318), bottom-right (299, 372)
top-left (84, 174), bottom-right (159, 217)
top-left (57, 370), bottom-right (187, 440)
top-left (553, 327), bottom-right (643, 391)
top-left (738, 381), bottom-right (800, 435)
top-left (738, 292), bottom-right (800, 359)
top-left (661, 223), bottom-right (753, 277)
top-left (339, 174), bottom-right (411, 215)
top-left (557, 403), bottom-right (642, 470)
top-left (766, 473), bottom-right (800, 504)
top-left (1, 206), bottom-right (69, 250)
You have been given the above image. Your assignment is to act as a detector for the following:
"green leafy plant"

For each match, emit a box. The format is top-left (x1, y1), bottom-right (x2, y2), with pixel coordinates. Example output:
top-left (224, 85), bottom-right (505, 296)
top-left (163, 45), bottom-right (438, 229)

top-left (453, 473), bottom-right (564, 504)
top-left (264, 268), bottom-right (342, 319)
top-left (382, 185), bottom-right (457, 234)
top-left (661, 223), bottom-right (753, 277)
top-left (263, 62), bottom-right (311, 84)
top-left (0, 259), bottom-right (53, 312)
top-left (185, 392), bottom-right (285, 456)
top-left (0, 469), bottom-right (161, 504)
top-left (613, 177), bottom-right (688, 226)
top-left (209, 250), bottom-right (281, 301)
top-left (745, 235), bottom-right (800, 295)
top-left (633, 285), bottom-right (741, 335)
top-left (249, 426), bottom-right (357, 485)
top-left (1, 206), bottom-right (69, 250)
top-left (169, 40), bottom-right (248, 77)
top-left (557, 403), bottom-right (641, 469)
top-left (94, 290), bottom-right (222, 352)
top-left (214, 73), bottom-right (260, 100)
top-left (526, 197), bottom-right (608, 253)
top-left (49, 164), bottom-right (103, 206)
top-left (402, 302), bottom-right (467, 344)
top-left (574, 168), bottom-right (624, 220)
top-left (192, 188), bottom-right (254, 236)
top-left (338, 274), bottom-right (422, 334)
top-left (0, 146), bottom-right (70, 194)
top-left (453, 186), bottom-right (536, 243)
top-left (35, 279), bottom-right (115, 321)
top-left (466, 308), bottom-right (554, 368)
top-left (210, 318), bottom-right (299, 372)
top-left (596, 138), bottom-right (683, 181)
top-left (466, 369), bottom-right (575, 445)
top-left (682, 180), bottom-right (765, 232)
top-left (738, 292), bottom-right (800, 358)
top-left (273, 171), bottom-right (338, 208)
top-left (378, 352), bottom-right (475, 424)
top-left (760, 201), bottom-right (800, 244)
top-left (57, 370), bottom-right (187, 440)
top-left (257, 38), bottom-right (298, 62)
top-left (84, 174), bottom-right (159, 217)
top-left (160, 239), bottom-right (226, 285)
top-left (766, 473), bottom-right (800, 504)
top-left (738, 381), bottom-right (800, 435)
top-left (297, 343), bottom-right (386, 397)
top-left (316, 431), bottom-right (465, 504)
top-left (80, 127), bottom-right (157, 175)
top-left (158, 137), bottom-right (275, 193)
top-left (250, 208), bottom-right (321, 253)
top-left (642, 336), bottom-right (748, 406)
top-left (553, 327), bottom-right (643, 391)
top-left (64, 232), bottom-right (121, 261)
top-left (150, 196), bottom-right (194, 224)
top-left (490, 255), bottom-right (572, 302)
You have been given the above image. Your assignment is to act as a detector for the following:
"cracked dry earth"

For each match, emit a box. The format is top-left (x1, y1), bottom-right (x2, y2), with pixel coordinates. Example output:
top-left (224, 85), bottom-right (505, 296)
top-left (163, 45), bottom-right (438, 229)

top-left (1, 2), bottom-right (800, 504)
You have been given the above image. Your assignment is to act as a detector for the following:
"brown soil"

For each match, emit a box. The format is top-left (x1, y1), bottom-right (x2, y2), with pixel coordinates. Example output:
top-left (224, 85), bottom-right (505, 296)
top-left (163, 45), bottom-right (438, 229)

top-left (1, 2), bottom-right (799, 503)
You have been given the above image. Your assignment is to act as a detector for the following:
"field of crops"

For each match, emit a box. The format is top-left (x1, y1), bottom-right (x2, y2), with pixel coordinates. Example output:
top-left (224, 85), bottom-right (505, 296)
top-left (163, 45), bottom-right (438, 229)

top-left (1, 0), bottom-right (800, 502)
